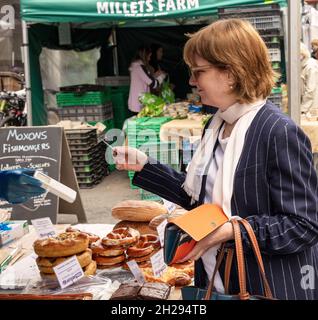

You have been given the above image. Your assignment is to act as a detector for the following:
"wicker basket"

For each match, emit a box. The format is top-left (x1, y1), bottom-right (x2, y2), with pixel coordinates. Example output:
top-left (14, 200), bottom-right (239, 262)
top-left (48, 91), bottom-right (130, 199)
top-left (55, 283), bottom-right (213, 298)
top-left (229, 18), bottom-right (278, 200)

top-left (0, 72), bottom-right (23, 91)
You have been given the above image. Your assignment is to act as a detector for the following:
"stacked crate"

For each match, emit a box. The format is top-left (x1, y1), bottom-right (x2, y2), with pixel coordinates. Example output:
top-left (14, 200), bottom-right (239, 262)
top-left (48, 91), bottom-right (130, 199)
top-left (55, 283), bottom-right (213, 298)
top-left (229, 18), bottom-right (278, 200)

top-left (138, 141), bottom-right (179, 201)
top-left (127, 117), bottom-right (177, 201)
top-left (110, 86), bottom-right (130, 130)
top-left (97, 77), bottom-right (131, 130)
top-left (56, 86), bottom-right (113, 122)
top-left (85, 118), bottom-right (116, 172)
top-left (218, 4), bottom-right (284, 109)
top-left (65, 128), bottom-right (108, 189)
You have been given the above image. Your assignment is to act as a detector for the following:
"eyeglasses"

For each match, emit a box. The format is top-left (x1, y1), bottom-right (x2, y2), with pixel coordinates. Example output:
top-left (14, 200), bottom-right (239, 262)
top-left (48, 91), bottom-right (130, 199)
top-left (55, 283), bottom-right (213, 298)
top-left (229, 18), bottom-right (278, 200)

top-left (188, 64), bottom-right (214, 79)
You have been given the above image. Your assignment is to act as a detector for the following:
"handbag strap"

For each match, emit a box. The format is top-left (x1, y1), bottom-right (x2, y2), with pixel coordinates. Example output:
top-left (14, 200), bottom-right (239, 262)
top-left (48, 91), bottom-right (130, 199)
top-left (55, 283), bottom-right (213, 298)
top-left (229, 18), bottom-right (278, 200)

top-left (204, 243), bottom-right (226, 300)
top-left (223, 219), bottom-right (273, 299)
top-left (231, 219), bottom-right (248, 298)
top-left (238, 219), bottom-right (273, 298)
top-left (224, 248), bottom-right (234, 294)
top-left (205, 219), bottom-right (249, 300)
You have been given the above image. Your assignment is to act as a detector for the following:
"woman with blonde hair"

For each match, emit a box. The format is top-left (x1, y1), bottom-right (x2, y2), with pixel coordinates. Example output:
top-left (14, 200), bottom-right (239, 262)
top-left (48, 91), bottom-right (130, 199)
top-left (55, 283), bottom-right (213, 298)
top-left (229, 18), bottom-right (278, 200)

top-left (114, 19), bottom-right (318, 300)
top-left (311, 39), bottom-right (318, 59)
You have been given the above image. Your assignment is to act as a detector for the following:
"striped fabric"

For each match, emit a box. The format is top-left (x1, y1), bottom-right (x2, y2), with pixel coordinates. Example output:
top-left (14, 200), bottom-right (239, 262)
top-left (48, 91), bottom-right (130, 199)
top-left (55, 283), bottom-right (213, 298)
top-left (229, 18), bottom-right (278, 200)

top-left (133, 101), bottom-right (318, 300)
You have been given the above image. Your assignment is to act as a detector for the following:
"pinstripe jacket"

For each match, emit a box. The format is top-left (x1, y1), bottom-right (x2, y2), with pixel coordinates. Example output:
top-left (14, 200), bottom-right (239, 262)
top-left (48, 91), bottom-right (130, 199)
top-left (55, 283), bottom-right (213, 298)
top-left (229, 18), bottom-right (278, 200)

top-left (133, 101), bottom-right (318, 300)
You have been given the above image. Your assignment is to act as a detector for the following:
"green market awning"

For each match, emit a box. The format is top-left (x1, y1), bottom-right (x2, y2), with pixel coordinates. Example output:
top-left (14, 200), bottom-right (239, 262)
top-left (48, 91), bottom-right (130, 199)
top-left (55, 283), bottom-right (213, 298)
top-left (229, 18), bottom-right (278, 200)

top-left (20, 0), bottom-right (288, 126)
top-left (21, 0), bottom-right (287, 24)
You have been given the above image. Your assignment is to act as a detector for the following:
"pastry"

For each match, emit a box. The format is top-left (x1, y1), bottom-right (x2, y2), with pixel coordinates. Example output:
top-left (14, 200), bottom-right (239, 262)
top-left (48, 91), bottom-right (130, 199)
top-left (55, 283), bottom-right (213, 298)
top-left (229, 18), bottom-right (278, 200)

top-left (93, 253), bottom-right (126, 266)
top-left (114, 220), bottom-right (157, 235)
top-left (127, 251), bottom-right (154, 263)
top-left (102, 227), bottom-right (140, 247)
top-left (111, 200), bottom-right (167, 222)
top-left (36, 248), bottom-right (92, 273)
top-left (65, 227), bottom-right (100, 244)
top-left (126, 234), bottom-right (160, 258)
top-left (141, 266), bottom-right (193, 287)
top-left (34, 232), bottom-right (89, 257)
top-left (91, 241), bottom-right (125, 257)
top-left (83, 260), bottom-right (97, 276)
top-left (96, 262), bottom-right (125, 269)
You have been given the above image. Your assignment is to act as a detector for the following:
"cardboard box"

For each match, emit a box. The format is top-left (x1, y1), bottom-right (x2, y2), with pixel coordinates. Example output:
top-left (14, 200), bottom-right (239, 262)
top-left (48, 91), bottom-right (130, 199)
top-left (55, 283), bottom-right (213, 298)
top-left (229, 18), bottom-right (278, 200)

top-left (0, 220), bottom-right (29, 248)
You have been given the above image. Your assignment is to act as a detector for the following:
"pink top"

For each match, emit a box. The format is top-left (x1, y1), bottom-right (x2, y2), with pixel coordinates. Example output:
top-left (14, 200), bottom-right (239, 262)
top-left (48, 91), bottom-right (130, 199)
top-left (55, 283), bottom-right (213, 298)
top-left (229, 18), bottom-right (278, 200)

top-left (128, 60), bottom-right (158, 112)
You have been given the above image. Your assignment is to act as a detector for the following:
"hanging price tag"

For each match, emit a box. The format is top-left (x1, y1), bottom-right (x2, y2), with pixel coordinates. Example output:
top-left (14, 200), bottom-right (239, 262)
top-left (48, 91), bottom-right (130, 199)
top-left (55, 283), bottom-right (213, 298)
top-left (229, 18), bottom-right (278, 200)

top-left (31, 217), bottom-right (56, 239)
top-left (126, 260), bottom-right (145, 285)
top-left (157, 219), bottom-right (168, 247)
top-left (150, 249), bottom-right (167, 278)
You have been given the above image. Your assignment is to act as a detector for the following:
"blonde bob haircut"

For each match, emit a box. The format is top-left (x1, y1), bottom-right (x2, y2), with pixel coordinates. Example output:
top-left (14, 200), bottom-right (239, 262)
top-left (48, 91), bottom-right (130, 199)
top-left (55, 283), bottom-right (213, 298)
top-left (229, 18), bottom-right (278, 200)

top-left (183, 19), bottom-right (276, 104)
top-left (311, 39), bottom-right (318, 47)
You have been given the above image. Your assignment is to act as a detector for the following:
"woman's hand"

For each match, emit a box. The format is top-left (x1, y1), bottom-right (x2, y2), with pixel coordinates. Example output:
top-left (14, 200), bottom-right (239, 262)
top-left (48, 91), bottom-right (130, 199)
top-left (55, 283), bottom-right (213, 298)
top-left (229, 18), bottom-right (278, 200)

top-left (112, 146), bottom-right (148, 172)
top-left (178, 222), bottom-right (234, 262)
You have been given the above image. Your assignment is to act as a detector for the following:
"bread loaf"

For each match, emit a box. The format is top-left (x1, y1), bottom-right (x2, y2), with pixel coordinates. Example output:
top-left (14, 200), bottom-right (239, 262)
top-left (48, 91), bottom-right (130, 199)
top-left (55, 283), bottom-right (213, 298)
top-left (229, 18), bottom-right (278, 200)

top-left (112, 200), bottom-right (167, 222)
top-left (114, 220), bottom-right (158, 235)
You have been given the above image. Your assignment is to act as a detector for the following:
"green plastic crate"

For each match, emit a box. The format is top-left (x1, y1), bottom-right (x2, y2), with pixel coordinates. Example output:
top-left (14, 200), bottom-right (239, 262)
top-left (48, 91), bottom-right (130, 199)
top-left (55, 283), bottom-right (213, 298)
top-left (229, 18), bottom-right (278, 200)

top-left (110, 91), bottom-right (130, 129)
top-left (108, 164), bottom-right (116, 172)
top-left (127, 117), bottom-right (172, 130)
top-left (127, 117), bottom-right (172, 148)
top-left (56, 89), bottom-right (111, 107)
top-left (139, 189), bottom-right (162, 202)
top-left (127, 142), bottom-right (180, 190)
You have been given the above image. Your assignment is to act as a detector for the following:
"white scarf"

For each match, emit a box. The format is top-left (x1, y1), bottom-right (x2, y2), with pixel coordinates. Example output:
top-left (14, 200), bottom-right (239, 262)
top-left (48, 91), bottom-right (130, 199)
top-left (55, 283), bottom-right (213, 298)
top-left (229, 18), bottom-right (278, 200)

top-left (182, 99), bottom-right (266, 291)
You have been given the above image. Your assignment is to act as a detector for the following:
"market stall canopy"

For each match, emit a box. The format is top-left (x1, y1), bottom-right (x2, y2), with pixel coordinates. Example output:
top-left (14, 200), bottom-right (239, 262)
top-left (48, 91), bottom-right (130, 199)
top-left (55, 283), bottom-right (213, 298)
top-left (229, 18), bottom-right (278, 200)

top-left (21, 0), bottom-right (287, 25)
top-left (20, 0), bottom-right (287, 126)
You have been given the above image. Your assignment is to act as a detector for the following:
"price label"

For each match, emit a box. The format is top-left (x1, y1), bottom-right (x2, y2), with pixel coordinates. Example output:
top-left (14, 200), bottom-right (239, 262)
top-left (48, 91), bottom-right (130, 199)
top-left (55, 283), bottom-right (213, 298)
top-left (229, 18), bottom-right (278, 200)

top-left (150, 249), bottom-right (167, 278)
top-left (126, 260), bottom-right (145, 285)
top-left (162, 199), bottom-right (176, 214)
top-left (31, 217), bottom-right (56, 239)
top-left (157, 219), bottom-right (168, 247)
top-left (53, 255), bottom-right (84, 289)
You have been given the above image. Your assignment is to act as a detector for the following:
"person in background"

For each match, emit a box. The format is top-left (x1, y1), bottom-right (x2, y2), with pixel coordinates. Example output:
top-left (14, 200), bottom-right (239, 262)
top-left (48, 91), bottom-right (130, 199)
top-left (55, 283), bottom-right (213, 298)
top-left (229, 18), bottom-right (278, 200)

top-left (0, 169), bottom-right (45, 204)
top-left (113, 19), bottom-right (318, 300)
top-left (128, 45), bottom-right (165, 114)
top-left (149, 44), bottom-right (164, 74)
top-left (300, 42), bottom-right (318, 117)
top-left (149, 43), bottom-right (175, 96)
top-left (311, 39), bottom-right (318, 60)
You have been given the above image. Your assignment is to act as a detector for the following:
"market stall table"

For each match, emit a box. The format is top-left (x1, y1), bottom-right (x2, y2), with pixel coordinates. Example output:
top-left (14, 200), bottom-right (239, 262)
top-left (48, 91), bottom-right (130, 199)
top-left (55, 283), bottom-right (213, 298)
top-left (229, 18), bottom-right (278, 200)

top-left (0, 224), bottom-right (182, 300)
top-left (159, 118), bottom-right (204, 169)
top-left (160, 119), bottom-right (203, 149)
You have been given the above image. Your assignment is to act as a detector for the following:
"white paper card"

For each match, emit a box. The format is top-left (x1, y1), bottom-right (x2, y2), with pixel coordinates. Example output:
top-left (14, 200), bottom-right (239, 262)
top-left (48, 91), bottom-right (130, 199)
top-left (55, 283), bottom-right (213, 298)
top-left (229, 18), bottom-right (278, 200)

top-left (31, 217), bottom-right (56, 239)
top-left (157, 219), bottom-right (168, 247)
top-left (162, 199), bottom-right (177, 214)
top-left (126, 260), bottom-right (145, 285)
top-left (53, 255), bottom-right (84, 289)
top-left (150, 248), bottom-right (167, 278)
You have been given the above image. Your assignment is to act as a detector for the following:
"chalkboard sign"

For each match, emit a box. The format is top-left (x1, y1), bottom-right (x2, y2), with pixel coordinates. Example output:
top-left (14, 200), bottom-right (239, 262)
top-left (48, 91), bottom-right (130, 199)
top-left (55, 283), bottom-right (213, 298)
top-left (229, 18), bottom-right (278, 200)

top-left (0, 126), bottom-right (86, 224)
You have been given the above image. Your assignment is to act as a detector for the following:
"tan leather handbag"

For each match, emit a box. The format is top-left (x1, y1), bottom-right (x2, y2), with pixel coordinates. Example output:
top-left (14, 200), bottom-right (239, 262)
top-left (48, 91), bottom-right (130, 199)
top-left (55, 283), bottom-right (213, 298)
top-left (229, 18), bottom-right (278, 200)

top-left (182, 218), bottom-right (276, 300)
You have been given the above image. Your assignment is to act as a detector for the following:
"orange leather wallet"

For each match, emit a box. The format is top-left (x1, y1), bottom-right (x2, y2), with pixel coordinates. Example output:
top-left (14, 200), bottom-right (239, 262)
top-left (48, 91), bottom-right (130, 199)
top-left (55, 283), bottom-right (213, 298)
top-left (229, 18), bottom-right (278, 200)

top-left (163, 204), bottom-right (229, 264)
